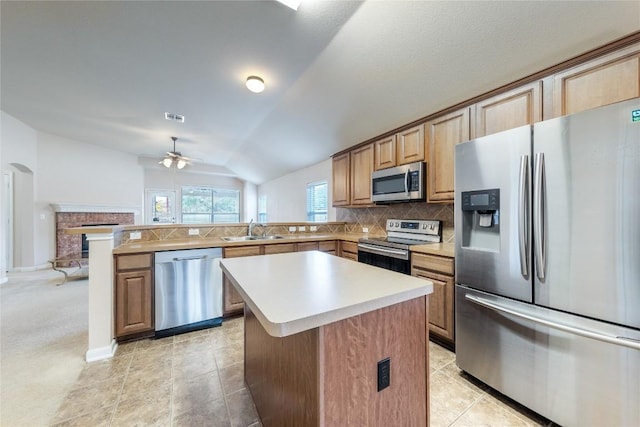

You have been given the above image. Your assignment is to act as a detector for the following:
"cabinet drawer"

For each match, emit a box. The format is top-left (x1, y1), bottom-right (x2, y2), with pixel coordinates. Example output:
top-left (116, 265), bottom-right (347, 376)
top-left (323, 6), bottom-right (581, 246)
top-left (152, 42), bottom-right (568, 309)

top-left (411, 253), bottom-right (454, 275)
top-left (297, 241), bottom-right (319, 252)
top-left (264, 243), bottom-right (296, 254)
top-left (224, 246), bottom-right (262, 258)
top-left (116, 253), bottom-right (153, 271)
top-left (318, 240), bottom-right (337, 252)
top-left (340, 241), bottom-right (358, 254)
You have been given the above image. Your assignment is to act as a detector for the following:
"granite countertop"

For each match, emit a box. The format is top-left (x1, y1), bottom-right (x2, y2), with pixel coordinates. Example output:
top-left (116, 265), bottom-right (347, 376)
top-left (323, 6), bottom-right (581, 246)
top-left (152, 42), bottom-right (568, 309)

top-left (220, 251), bottom-right (434, 337)
top-left (112, 232), bottom-right (370, 254)
top-left (112, 231), bottom-right (456, 258)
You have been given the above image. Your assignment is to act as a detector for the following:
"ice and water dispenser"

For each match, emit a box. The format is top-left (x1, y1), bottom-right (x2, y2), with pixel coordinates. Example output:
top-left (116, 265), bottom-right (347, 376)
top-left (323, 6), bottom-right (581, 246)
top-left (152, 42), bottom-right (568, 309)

top-left (460, 188), bottom-right (500, 252)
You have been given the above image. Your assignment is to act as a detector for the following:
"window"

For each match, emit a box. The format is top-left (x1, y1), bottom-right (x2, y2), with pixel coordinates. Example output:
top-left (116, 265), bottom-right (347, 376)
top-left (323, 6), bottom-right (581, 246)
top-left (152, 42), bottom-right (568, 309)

top-left (181, 187), bottom-right (240, 224)
top-left (258, 195), bottom-right (267, 223)
top-left (306, 181), bottom-right (328, 222)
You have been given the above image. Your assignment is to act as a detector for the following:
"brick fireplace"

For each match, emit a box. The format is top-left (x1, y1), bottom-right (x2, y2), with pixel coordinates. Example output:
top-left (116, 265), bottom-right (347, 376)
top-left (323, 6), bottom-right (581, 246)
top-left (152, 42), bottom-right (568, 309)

top-left (52, 204), bottom-right (136, 260)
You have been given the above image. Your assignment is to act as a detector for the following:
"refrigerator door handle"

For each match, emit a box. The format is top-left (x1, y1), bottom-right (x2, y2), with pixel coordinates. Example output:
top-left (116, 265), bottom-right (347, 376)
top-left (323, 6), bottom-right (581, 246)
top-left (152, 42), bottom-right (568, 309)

top-left (465, 294), bottom-right (640, 351)
top-left (518, 155), bottom-right (530, 278)
top-left (533, 152), bottom-right (546, 281)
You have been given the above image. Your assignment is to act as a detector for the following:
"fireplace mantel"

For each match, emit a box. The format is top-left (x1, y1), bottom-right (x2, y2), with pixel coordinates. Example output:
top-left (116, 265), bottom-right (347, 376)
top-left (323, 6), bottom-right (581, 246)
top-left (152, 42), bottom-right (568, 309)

top-left (51, 203), bottom-right (140, 214)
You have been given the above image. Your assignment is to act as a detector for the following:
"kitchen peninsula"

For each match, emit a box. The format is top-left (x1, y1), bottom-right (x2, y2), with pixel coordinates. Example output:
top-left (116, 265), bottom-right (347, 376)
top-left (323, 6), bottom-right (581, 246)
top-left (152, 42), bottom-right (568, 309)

top-left (220, 251), bottom-right (433, 426)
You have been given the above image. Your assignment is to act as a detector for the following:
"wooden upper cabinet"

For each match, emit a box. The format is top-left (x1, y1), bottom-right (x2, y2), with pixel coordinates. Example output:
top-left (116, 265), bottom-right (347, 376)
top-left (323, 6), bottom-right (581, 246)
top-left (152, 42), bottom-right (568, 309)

top-left (473, 81), bottom-right (542, 138)
top-left (332, 152), bottom-right (350, 207)
top-left (425, 108), bottom-right (470, 203)
top-left (350, 144), bottom-right (374, 205)
top-left (373, 135), bottom-right (397, 171)
top-left (396, 124), bottom-right (425, 165)
top-left (552, 43), bottom-right (640, 117)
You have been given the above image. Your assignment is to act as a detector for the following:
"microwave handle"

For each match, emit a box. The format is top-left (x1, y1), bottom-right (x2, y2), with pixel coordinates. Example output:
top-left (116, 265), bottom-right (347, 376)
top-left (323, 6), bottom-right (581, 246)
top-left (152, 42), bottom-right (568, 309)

top-left (404, 169), bottom-right (409, 194)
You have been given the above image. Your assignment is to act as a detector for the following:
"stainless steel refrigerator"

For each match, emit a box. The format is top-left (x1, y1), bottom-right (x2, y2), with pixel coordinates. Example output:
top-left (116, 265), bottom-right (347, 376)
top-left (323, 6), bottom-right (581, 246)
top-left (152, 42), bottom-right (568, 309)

top-left (454, 98), bottom-right (640, 426)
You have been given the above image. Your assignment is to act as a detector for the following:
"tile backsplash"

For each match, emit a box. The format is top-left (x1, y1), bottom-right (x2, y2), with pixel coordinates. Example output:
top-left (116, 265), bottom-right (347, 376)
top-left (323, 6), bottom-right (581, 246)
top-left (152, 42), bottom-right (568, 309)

top-left (337, 202), bottom-right (454, 242)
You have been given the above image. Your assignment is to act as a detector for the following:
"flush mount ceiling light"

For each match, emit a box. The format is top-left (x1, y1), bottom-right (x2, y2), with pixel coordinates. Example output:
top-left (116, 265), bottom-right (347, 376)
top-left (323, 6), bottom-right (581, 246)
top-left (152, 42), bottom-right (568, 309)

top-left (246, 76), bottom-right (265, 93)
top-left (159, 136), bottom-right (191, 169)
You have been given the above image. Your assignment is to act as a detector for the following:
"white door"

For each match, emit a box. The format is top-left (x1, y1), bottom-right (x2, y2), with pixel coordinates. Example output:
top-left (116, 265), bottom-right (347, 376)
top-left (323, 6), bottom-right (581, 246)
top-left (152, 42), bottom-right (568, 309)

top-left (3, 172), bottom-right (13, 271)
top-left (145, 190), bottom-right (176, 224)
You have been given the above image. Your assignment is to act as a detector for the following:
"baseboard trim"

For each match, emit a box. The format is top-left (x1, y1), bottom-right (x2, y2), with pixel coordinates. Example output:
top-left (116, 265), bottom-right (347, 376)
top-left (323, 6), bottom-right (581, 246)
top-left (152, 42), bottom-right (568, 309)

top-left (10, 263), bottom-right (51, 272)
top-left (85, 339), bottom-right (118, 363)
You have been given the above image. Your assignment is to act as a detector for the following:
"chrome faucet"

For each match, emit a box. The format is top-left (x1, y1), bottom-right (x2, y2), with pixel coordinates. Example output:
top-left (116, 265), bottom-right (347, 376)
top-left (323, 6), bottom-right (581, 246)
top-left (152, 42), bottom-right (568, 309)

top-left (248, 219), bottom-right (266, 238)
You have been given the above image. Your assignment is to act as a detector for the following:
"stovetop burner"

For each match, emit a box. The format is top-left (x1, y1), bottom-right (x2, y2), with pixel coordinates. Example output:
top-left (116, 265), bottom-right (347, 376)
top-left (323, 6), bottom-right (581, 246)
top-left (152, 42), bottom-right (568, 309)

top-left (359, 219), bottom-right (442, 250)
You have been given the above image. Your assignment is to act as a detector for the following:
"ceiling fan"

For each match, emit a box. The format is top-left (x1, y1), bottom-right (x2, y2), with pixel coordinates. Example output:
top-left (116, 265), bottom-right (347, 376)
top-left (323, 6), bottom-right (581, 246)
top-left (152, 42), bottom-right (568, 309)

top-left (160, 136), bottom-right (192, 169)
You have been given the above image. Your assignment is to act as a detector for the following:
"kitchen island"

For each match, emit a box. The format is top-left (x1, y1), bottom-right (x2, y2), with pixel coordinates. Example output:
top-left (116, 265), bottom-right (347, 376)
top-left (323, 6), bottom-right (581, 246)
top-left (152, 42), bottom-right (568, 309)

top-left (220, 251), bottom-right (433, 426)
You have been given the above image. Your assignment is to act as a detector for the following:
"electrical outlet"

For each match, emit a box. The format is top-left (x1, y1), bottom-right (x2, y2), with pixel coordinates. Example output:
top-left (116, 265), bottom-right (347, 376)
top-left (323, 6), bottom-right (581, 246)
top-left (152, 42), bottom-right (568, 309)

top-left (289, 226), bottom-right (297, 232)
top-left (377, 357), bottom-right (390, 391)
top-left (130, 231), bottom-right (142, 240)
top-left (362, 227), bottom-right (369, 233)
top-left (188, 228), bottom-right (200, 236)
top-left (298, 226), bottom-right (306, 232)
top-left (310, 226), bottom-right (317, 232)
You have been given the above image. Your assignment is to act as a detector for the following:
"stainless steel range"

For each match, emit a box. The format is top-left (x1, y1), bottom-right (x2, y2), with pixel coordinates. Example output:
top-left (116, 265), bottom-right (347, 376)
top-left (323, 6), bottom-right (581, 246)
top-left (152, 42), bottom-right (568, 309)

top-left (358, 219), bottom-right (442, 274)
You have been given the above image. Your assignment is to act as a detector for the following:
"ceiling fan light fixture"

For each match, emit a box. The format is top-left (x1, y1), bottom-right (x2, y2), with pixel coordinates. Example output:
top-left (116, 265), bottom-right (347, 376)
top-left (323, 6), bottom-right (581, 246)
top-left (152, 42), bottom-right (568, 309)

top-left (162, 158), bottom-right (173, 168)
top-left (177, 159), bottom-right (187, 169)
top-left (246, 76), bottom-right (265, 93)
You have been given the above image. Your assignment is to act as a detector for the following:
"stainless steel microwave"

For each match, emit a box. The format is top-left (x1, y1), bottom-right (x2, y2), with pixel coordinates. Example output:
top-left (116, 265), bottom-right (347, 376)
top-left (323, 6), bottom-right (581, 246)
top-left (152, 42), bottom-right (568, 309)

top-left (371, 161), bottom-right (426, 203)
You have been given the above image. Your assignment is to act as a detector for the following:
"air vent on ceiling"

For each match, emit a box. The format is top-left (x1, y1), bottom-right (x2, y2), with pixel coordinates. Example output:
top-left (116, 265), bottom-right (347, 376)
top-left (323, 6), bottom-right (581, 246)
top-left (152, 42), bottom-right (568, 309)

top-left (164, 112), bottom-right (185, 123)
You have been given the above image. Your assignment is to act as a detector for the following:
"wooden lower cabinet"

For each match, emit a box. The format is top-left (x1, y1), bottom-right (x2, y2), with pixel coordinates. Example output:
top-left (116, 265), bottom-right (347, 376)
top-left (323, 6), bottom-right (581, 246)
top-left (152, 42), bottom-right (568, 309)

top-left (264, 243), bottom-right (296, 254)
top-left (318, 240), bottom-right (337, 255)
top-left (223, 246), bottom-right (261, 316)
top-left (411, 253), bottom-right (455, 346)
top-left (114, 253), bottom-right (154, 339)
top-left (339, 240), bottom-right (358, 261)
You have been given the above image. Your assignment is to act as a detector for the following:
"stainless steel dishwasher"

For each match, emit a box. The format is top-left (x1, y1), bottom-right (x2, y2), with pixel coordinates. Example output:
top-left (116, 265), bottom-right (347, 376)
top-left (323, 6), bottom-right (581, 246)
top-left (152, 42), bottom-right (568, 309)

top-left (154, 248), bottom-right (223, 337)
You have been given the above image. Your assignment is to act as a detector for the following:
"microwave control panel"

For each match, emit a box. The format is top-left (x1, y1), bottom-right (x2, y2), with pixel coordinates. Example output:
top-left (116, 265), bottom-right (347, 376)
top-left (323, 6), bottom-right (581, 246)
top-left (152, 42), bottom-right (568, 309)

top-left (408, 170), bottom-right (420, 191)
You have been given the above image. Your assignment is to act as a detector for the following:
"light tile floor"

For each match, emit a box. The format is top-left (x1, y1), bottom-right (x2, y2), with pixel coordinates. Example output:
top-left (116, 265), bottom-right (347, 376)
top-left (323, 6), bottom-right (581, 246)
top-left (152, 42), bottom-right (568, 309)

top-left (50, 319), bottom-right (553, 427)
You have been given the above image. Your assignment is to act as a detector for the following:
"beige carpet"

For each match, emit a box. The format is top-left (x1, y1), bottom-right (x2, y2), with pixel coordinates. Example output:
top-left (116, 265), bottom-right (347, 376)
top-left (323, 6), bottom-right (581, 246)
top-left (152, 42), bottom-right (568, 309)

top-left (1, 269), bottom-right (89, 426)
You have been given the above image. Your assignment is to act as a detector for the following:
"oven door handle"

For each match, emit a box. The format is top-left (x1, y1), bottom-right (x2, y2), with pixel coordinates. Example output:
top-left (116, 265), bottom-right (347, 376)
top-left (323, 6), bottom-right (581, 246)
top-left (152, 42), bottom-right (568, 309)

top-left (358, 243), bottom-right (409, 260)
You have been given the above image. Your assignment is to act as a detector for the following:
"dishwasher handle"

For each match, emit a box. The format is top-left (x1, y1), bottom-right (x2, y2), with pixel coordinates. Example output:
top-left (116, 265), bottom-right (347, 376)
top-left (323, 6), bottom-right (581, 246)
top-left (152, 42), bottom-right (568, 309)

top-left (173, 255), bottom-right (208, 262)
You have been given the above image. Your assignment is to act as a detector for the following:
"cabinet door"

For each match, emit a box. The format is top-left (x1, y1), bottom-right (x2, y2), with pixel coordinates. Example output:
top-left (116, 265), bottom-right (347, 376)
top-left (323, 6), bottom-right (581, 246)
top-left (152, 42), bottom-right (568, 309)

top-left (318, 240), bottom-right (337, 255)
top-left (425, 108), bottom-right (470, 202)
top-left (552, 43), bottom-right (640, 117)
top-left (332, 153), bottom-right (351, 207)
top-left (396, 124), bottom-right (425, 165)
top-left (339, 241), bottom-right (358, 261)
top-left (297, 241), bottom-right (319, 252)
top-left (116, 270), bottom-right (153, 337)
top-left (373, 135), bottom-right (397, 171)
top-left (473, 81), bottom-right (542, 138)
top-left (411, 269), bottom-right (454, 343)
top-left (350, 144), bottom-right (374, 205)
top-left (223, 246), bottom-right (262, 316)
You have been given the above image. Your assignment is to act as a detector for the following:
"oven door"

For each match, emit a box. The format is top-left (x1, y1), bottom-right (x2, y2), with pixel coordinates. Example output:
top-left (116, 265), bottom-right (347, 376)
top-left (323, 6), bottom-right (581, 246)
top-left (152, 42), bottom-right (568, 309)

top-left (371, 161), bottom-right (425, 203)
top-left (357, 243), bottom-right (410, 274)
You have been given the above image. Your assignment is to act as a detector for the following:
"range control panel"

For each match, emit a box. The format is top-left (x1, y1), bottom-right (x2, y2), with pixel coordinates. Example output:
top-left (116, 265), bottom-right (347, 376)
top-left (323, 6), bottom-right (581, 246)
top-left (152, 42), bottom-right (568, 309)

top-left (386, 219), bottom-right (441, 236)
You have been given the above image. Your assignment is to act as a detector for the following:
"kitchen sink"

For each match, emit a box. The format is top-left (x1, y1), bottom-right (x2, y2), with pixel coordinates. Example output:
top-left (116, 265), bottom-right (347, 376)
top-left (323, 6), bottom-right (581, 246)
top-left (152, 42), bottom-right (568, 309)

top-left (222, 235), bottom-right (284, 242)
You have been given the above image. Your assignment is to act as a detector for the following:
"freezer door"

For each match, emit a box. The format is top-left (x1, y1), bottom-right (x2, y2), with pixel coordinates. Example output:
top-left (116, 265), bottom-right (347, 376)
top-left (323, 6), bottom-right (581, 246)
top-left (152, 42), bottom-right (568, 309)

top-left (455, 125), bottom-right (532, 302)
top-left (533, 98), bottom-right (640, 329)
top-left (456, 285), bottom-right (640, 426)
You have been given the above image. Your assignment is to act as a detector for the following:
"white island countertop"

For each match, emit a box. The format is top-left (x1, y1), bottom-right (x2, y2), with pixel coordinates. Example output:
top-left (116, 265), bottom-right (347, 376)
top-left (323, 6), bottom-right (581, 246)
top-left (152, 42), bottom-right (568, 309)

top-left (220, 251), bottom-right (433, 337)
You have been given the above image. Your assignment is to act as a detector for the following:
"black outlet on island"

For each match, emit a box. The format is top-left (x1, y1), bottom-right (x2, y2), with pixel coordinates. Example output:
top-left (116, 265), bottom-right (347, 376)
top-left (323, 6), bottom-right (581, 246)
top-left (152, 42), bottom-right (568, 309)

top-left (377, 357), bottom-right (390, 391)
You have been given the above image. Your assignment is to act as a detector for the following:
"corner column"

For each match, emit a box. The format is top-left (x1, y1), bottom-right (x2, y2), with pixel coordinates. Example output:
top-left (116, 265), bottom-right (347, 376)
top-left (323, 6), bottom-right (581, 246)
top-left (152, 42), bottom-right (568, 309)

top-left (85, 232), bottom-right (118, 362)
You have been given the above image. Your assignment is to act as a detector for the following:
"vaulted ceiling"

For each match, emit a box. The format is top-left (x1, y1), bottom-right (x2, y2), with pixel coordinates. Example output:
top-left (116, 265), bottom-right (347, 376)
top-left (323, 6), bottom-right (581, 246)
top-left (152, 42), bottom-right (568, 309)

top-left (2, 1), bottom-right (639, 183)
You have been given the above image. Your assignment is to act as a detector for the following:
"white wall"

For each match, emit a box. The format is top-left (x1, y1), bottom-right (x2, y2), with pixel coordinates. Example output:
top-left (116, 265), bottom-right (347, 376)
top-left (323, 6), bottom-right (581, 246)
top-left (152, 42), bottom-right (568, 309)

top-left (258, 159), bottom-right (336, 222)
top-left (1, 110), bottom-right (146, 268)
top-left (1, 112), bottom-right (39, 269)
top-left (36, 132), bottom-right (145, 264)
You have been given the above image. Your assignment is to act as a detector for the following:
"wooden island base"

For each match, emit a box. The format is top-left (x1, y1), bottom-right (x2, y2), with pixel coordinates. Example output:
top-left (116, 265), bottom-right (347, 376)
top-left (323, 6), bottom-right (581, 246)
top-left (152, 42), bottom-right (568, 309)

top-left (244, 296), bottom-right (429, 426)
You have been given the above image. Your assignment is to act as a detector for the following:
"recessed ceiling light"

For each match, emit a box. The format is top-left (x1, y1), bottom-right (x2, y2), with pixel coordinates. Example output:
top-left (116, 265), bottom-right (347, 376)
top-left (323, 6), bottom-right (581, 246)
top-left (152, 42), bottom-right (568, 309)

top-left (246, 76), bottom-right (265, 93)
